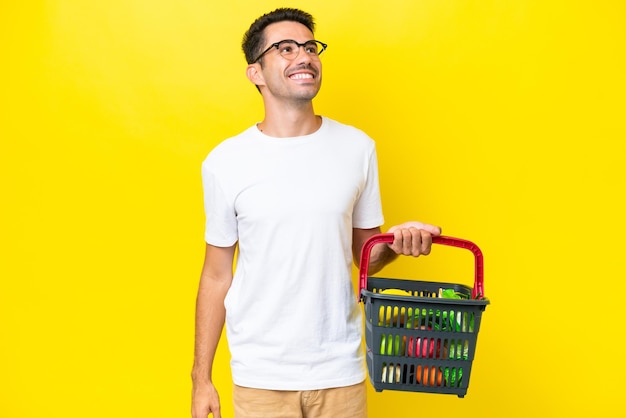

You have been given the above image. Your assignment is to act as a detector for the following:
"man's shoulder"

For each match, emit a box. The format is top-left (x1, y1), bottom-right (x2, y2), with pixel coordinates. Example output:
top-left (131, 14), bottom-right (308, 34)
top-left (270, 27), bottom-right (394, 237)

top-left (201, 125), bottom-right (257, 173)
top-left (322, 117), bottom-right (375, 146)
top-left (220, 124), bottom-right (258, 146)
top-left (206, 125), bottom-right (256, 154)
top-left (323, 117), bottom-right (365, 133)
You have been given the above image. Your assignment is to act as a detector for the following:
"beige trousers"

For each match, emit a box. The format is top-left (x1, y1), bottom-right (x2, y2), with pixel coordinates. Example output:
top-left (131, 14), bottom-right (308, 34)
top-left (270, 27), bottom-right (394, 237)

top-left (232, 381), bottom-right (367, 418)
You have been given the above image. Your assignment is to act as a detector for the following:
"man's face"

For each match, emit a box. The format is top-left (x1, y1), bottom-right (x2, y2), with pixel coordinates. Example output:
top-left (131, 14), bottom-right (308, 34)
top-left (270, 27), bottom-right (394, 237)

top-left (254, 21), bottom-right (322, 103)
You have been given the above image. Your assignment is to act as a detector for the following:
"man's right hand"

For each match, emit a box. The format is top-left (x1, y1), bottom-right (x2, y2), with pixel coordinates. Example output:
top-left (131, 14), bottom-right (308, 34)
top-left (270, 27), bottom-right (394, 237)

top-left (191, 380), bottom-right (221, 418)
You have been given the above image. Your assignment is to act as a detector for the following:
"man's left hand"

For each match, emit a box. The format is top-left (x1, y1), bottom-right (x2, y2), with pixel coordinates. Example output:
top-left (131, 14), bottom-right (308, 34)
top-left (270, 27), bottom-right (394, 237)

top-left (387, 221), bottom-right (442, 257)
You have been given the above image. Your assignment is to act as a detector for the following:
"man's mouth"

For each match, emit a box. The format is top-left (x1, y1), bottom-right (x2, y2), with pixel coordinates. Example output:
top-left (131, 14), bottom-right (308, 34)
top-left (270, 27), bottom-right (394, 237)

top-left (289, 73), bottom-right (314, 80)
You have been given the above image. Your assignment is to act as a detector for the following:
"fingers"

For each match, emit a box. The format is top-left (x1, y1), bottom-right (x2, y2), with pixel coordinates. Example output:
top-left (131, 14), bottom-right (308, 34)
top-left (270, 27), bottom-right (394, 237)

top-left (191, 382), bottom-right (221, 418)
top-left (191, 404), bottom-right (220, 418)
top-left (389, 221), bottom-right (441, 237)
top-left (421, 223), bottom-right (442, 237)
top-left (388, 225), bottom-right (438, 257)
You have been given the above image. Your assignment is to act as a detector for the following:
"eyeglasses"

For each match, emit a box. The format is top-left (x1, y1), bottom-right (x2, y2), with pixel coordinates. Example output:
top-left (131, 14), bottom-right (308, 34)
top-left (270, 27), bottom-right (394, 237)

top-left (253, 39), bottom-right (327, 63)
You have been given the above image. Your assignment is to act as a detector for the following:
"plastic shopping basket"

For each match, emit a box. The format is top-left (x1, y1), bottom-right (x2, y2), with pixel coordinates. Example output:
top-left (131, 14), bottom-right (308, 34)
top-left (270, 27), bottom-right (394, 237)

top-left (359, 234), bottom-right (489, 397)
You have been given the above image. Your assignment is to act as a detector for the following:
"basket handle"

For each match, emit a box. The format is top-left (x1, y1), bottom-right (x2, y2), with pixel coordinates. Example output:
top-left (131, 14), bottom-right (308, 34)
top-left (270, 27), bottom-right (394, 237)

top-left (358, 234), bottom-right (484, 300)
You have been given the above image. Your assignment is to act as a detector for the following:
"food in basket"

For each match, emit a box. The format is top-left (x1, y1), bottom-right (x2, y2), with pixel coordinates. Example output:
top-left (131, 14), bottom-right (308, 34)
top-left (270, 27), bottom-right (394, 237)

top-left (442, 367), bottom-right (463, 387)
top-left (439, 287), bottom-right (485, 300)
top-left (381, 288), bottom-right (412, 296)
top-left (406, 307), bottom-right (474, 333)
top-left (381, 364), bottom-right (401, 383)
top-left (380, 335), bottom-right (390, 355)
top-left (447, 339), bottom-right (469, 360)
top-left (408, 333), bottom-right (445, 359)
top-left (380, 334), bottom-right (406, 356)
top-left (416, 365), bottom-right (443, 386)
top-left (378, 289), bottom-right (411, 326)
top-left (439, 288), bottom-right (467, 299)
top-left (378, 305), bottom-right (399, 326)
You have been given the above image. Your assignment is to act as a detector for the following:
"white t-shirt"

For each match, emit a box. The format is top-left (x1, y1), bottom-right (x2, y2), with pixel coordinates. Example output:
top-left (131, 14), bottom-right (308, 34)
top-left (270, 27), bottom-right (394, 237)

top-left (201, 117), bottom-right (384, 390)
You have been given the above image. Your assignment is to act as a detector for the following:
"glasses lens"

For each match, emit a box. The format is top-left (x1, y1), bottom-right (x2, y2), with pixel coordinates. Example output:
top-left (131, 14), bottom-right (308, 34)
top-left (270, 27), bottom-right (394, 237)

top-left (277, 40), bottom-right (324, 60)
top-left (303, 41), bottom-right (321, 55)
top-left (278, 41), bottom-right (299, 59)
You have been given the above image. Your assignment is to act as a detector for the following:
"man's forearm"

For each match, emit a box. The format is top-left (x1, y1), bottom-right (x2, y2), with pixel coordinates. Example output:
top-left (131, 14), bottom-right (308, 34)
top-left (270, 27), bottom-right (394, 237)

top-left (192, 243), bottom-right (236, 384)
top-left (366, 242), bottom-right (398, 275)
top-left (191, 277), bottom-right (229, 384)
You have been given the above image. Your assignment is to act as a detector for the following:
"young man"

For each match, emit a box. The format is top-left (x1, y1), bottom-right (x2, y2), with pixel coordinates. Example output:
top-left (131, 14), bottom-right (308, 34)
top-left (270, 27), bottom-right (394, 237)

top-left (191, 8), bottom-right (441, 418)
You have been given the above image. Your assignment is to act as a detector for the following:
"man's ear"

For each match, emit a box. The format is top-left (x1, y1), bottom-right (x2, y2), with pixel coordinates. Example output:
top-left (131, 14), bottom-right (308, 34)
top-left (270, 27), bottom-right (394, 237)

top-left (246, 63), bottom-right (265, 87)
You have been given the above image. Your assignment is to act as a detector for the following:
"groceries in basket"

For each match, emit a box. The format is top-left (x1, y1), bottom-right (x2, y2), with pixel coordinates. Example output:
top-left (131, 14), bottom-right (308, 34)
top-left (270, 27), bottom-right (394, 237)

top-left (359, 234), bottom-right (489, 396)
top-left (377, 287), bottom-right (479, 333)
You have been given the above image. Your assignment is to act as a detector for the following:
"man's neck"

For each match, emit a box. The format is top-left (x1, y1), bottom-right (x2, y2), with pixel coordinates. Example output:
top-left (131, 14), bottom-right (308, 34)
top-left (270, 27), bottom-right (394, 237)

top-left (257, 102), bottom-right (321, 138)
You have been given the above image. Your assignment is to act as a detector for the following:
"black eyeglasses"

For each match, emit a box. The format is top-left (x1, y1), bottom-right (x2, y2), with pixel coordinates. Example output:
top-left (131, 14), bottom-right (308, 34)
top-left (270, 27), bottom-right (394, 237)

top-left (253, 39), bottom-right (328, 63)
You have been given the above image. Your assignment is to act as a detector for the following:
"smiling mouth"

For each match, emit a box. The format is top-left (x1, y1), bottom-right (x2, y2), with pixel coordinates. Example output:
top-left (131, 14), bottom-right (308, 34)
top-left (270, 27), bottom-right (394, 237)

top-left (289, 73), bottom-right (314, 80)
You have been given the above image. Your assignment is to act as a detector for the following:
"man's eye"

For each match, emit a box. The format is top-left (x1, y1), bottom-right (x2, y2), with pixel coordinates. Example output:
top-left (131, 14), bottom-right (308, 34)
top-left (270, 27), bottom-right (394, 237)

top-left (280, 45), bottom-right (294, 54)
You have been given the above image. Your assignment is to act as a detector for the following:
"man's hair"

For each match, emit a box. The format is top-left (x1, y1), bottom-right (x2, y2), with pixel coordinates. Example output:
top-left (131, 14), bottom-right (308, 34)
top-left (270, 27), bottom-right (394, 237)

top-left (242, 8), bottom-right (316, 65)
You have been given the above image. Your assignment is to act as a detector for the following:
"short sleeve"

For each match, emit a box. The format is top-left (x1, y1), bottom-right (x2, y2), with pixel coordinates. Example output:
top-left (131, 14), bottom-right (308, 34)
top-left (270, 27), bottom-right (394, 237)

top-left (352, 146), bottom-right (384, 229)
top-left (201, 160), bottom-right (238, 247)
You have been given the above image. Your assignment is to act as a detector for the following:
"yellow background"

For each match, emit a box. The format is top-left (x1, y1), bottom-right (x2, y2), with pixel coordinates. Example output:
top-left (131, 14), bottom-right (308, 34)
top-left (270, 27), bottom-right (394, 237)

top-left (2, 1), bottom-right (625, 417)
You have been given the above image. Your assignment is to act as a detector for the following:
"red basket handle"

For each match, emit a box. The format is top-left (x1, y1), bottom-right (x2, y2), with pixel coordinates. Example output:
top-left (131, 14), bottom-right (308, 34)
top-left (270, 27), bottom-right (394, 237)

top-left (358, 234), bottom-right (484, 300)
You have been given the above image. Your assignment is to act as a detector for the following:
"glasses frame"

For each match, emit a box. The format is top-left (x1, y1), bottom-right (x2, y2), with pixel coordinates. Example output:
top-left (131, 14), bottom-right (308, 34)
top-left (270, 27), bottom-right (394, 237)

top-left (252, 39), bottom-right (328, 63)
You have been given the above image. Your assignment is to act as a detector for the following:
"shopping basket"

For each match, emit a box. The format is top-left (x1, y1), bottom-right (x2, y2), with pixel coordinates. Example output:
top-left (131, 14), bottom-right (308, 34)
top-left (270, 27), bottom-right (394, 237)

top-left (359, 234), bottom-right (489, 397)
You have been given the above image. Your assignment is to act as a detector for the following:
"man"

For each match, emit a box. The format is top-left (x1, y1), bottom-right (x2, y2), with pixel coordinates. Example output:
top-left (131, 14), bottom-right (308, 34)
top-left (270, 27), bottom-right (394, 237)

top-left (191, 8), bottom-right (441, 418)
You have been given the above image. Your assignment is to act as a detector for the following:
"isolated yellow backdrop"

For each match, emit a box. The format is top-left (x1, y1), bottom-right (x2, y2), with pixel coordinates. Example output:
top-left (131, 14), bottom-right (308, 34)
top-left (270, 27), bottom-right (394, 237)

top-left (2, 1), bottom-right (625, 417)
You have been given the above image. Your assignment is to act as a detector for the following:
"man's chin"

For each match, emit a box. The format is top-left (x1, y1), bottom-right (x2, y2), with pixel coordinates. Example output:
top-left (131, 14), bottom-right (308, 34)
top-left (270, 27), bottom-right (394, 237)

top-left (294, 85), bottom-right (321, 101)
top-left (296, 92), bottom-right (319, 101)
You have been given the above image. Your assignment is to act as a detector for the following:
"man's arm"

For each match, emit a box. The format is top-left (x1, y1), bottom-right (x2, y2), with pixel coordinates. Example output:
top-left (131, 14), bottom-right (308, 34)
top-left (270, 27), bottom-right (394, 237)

top-left (191, 243), bottom-right (237, 418)
top-left (352, 221), bottom-right (442, 275)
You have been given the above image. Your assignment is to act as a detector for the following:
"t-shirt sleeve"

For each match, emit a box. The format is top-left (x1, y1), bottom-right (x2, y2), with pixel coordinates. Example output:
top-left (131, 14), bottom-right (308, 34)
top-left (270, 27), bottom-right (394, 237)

top-left (201, 159), bottom-right (238, 246)
top-left (352, 145), bottom-right (384, 229)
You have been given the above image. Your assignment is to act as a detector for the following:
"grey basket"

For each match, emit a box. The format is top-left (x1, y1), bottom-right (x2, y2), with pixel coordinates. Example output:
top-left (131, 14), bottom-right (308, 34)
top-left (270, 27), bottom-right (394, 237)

top-left (359, 234), bottom-right (490, 397)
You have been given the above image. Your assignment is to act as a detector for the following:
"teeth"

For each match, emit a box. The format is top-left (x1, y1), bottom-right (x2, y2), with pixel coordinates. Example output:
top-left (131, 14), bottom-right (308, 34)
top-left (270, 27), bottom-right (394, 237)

top-left (290, 73), bottom-right (313, 79)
